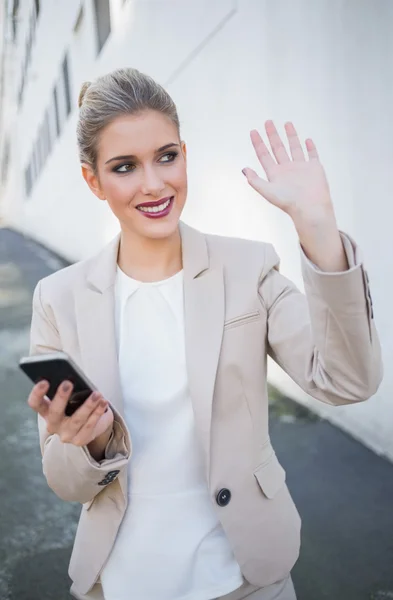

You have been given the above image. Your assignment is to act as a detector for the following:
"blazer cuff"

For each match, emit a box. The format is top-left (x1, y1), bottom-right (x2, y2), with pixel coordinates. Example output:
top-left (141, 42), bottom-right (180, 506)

top-left (81, 410), bottom-right (131, 466)
top-left (104, 418), bottom-right (129, 460)
top-left (300, 231), bottom-right (357, 273)
top-left (43, 434), bottom-right (129, 484)
top-left (300, 231), bottom-right (373, 315)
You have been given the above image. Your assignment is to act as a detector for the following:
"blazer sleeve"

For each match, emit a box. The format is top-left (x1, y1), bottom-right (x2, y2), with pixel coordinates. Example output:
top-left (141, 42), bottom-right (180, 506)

top-left (29, 280), bottom-right (131, 504)
top-left (258, 232), bottom-right (383, 405)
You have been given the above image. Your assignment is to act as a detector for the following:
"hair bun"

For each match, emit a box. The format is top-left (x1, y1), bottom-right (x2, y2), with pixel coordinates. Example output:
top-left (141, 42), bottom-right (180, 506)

top-left (78, 81), bottom-right (91, 108)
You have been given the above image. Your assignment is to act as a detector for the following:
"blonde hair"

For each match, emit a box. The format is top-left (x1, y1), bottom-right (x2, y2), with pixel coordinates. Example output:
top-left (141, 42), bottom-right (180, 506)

top-left (76, 68), bottom-right (180, 171)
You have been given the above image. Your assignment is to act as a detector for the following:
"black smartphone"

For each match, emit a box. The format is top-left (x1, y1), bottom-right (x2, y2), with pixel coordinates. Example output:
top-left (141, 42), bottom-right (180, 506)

top-left (19, 351), bottom-right (97, 416)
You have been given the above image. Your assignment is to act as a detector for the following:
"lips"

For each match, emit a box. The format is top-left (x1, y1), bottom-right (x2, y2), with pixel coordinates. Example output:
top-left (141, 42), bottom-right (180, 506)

top-left (136, 196), bottom-right (172, 209)
top-left (135, 196), bottom-right (174, 219)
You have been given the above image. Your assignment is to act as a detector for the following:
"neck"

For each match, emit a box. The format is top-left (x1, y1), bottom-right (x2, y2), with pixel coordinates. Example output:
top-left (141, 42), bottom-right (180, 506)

top-left (117, 226), bottom-right (182, 282)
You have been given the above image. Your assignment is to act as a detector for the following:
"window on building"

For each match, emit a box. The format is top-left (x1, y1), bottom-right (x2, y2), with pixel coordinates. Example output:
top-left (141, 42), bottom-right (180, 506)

top-left (53, 86), bottom-right (61, 137)
top-left (56, 79), bottom-right (68, 132)
top-left (38, 123), bottom-right (45, 169)
top-left (93, 0), bottom-right (111, 54)
top-left (17, 83), bottom-right (23, 107)
top-left (54, 54), bottom-right (72, 132)
top-left (74, 5), bottom-right (84, 32)
top-left (33, 142), bottom-right (39, 180)
top-left (1, 139), bottom-right (10, 184)
top-left (34, 0), bottom-right (40, 19)
top-left (30, 149), bottom-right (36, 186)
top-left (24, 166), bottom-right (30, 195)
top-left (25, 164), bottom-right (32, 196)
top-left (48, 111), bottom-right (53, 152)
top-left (41, 113), bottom-right (50, 163)
top-left (26, 22), bottom-right (32, 69)
top-left (12, 0), bottom-right (20, 42)
top-left (48, 97), bottom-right (58, 147)
top-left (62, 54), bottom-right (72, 117)
top-left (17, 2), bottom-right (40, 109)
top-left (36, 135), bottom-right (42, 177)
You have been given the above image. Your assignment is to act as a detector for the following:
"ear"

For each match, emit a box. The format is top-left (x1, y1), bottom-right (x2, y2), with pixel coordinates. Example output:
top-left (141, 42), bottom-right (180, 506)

top-left (180, 140), bottom-right (187, 164)
top-left (81, 163), bottom-right (106, 200)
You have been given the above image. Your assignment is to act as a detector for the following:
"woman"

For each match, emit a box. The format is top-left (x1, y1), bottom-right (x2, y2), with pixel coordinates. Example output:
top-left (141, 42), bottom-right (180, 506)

top-left (27, 68), bottom-right (382, 600)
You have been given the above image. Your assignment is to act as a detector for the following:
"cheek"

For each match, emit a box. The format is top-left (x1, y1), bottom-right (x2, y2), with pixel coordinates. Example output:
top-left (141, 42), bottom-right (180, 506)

top-left (104, 175), bottom-right (138, 202)
top-left (171, 165), bottom-right (188, 194)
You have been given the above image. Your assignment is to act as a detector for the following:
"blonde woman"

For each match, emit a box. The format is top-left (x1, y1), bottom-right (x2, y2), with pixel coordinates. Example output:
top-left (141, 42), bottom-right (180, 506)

top-left (27, 68), bottom-right (382, 600)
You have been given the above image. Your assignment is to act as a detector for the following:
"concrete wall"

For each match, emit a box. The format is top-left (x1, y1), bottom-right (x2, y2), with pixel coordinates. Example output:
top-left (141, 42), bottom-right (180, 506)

top-left (1, 0), bottom-right (392, 460)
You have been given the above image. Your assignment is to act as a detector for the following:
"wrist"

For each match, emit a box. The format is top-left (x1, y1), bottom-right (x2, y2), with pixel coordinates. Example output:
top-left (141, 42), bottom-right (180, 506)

top-left (289, 203), bottom-right (337, 232)
top-left (293, 216), bottom-right (349, 272)
top-left (87, 424), bottom-right (113, 462)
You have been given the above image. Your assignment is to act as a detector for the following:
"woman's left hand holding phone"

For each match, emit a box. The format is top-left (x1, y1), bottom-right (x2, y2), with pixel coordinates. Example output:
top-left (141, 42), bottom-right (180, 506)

top-left (28, 380), bottom-right (114, 461)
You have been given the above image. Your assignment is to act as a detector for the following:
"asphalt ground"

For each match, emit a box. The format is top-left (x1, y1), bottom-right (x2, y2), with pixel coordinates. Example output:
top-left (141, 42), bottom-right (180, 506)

top-left (0, 227), bottom-right (392, 600)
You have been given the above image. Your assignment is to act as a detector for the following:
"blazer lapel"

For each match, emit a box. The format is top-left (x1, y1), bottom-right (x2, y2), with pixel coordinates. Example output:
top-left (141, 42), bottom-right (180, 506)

top-left (75, 233), bottom-right (128, 501)
top-left (75, 234), bottom-right (124, 415)
top-left (180, 223), bottom-right (225, 482)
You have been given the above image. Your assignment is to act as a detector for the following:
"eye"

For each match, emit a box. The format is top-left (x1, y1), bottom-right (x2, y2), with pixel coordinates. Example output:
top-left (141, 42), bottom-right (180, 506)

top-left (113, 151), bottom-right (178, 173)
top-left (113, 163), bottom-right (135, 173)
top-left (159, 151), bottom-right (178, 163)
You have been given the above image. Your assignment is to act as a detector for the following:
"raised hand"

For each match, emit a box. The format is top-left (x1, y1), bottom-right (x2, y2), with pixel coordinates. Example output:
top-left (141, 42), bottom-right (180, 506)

top-left (242, 120), bottom-right (335, 224)
top-left (243, 120), bottom-right (348, 272)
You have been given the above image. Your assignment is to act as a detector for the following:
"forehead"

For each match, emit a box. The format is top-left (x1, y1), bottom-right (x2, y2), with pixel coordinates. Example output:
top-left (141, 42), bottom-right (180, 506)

top-left (98, 111), bottom-right (179, 162)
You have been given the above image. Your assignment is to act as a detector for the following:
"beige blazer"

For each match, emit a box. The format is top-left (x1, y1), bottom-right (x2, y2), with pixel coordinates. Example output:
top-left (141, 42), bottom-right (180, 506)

top-left (29, 222), bottom-right (382, 600)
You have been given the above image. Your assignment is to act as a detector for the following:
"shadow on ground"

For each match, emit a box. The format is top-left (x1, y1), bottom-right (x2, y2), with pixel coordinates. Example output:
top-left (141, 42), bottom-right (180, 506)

top-left (1, 227), bottom-right (392, 600)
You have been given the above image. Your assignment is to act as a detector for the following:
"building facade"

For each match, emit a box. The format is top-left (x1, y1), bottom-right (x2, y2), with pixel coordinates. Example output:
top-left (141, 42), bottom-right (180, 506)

top-left (1, 0), bottom-right (392, 460)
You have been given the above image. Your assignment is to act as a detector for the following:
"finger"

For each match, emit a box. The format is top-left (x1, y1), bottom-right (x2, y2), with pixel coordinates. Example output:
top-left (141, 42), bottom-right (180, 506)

top-left (305, 138), bottom-right (320, 161)
top-left (47, 381), bottom-right (74, 427)
top-left (242, 168), bottom-right (272, 200)
top-left (67, 391), bottom-right (105, 432)
top-left (59, 392), bottom-right (108, 442)
top-left (284, 122), bottom-right (306, 162)
top-left (249, 130), bottom-right (276, 177)
top-left (27, 380), bottom-right (51, 417)
top-left (264, 120), bottom-right (290, 164)
top-left (58, 393), bottom-right (105, 443)
top-left (71, 400), bottom-right (109, 446)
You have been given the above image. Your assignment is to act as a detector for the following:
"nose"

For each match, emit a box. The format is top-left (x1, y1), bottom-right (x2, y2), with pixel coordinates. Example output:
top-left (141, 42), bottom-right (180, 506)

top-left (140, 165), bottom-right (165, 197)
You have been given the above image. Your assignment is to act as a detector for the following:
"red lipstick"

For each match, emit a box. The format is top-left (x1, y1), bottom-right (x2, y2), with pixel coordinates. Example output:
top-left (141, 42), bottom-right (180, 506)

top-left (135, 196), bottom-right (174, 219)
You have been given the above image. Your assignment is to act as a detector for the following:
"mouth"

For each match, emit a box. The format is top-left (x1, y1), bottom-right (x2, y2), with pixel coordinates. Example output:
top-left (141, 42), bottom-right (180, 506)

top-left (135, 196), bottom-right (174, 219)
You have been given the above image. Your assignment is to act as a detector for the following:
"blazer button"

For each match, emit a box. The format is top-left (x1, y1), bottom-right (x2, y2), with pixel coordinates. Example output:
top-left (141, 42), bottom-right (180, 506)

top-left (216, 488), bottom-right (231, 507)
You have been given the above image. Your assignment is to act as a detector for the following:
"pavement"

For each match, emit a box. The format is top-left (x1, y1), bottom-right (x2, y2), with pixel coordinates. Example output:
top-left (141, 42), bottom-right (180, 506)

top-left (0, 226), bottom-right (392, 600)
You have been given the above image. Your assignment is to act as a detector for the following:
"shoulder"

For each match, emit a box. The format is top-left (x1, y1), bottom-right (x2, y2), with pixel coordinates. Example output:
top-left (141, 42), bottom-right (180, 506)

top-left (35, 233), bottom-right (120, 304)
top-left (204, 231), bottom-right (280, 279)
top-left (35, 256), bottom-right (94, 304)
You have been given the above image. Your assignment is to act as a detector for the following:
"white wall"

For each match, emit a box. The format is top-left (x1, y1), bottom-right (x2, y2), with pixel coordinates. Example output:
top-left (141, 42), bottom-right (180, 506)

top-left (1, 0), bottom-right (392, 460)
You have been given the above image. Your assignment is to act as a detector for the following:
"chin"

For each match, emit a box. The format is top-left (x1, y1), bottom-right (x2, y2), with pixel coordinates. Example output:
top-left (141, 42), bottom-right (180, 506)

top-left (143, 224), bottom-right (179, 240)
top-left (135, 212), bottom-right (182, 241)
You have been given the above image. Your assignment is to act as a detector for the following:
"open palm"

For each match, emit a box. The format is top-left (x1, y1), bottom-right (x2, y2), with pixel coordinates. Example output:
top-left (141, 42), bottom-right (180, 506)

top-left (243, 120), bottom-right (334, 222)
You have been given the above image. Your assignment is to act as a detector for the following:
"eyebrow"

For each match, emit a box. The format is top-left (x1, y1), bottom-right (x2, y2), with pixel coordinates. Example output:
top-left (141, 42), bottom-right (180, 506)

top-left (105, 143), bottom-right (180, 165)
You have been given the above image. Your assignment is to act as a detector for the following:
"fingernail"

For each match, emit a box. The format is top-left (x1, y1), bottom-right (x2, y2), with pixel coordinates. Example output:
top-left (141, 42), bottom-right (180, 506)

top-left (92, 392), bottom-right (100, 402)
top-left (38, 380), bottom-right (48, 389)
top-left (62, 381), bottom-right (71, 392)
top-left (242, 168), bottom-right (247, 177)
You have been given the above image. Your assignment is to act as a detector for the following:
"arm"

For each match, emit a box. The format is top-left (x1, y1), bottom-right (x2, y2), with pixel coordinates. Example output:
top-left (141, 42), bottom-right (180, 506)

top-left (259, 235), bottom-right (382, 405)
top-left (243, 120), bottom-right (382, 402)
top-left (30, 280), bottom-right (131, 504)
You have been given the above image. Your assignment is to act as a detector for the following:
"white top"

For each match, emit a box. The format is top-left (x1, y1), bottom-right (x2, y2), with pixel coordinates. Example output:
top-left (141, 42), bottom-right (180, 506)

top-left (100, 267), bottom-right (243, 600)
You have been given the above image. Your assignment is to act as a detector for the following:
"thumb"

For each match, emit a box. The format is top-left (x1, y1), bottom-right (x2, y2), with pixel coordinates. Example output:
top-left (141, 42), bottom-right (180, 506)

top-left (242, 168), bottom-right (271, 199)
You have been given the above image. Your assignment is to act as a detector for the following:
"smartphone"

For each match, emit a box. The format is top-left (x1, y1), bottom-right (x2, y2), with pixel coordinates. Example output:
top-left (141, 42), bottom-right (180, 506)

top-left (19, 351), bottom-right (97, 416)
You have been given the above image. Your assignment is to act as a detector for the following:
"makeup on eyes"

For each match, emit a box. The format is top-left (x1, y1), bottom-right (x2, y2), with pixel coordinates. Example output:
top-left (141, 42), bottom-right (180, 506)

top-left (112, 151), bottom-right (179, 173)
